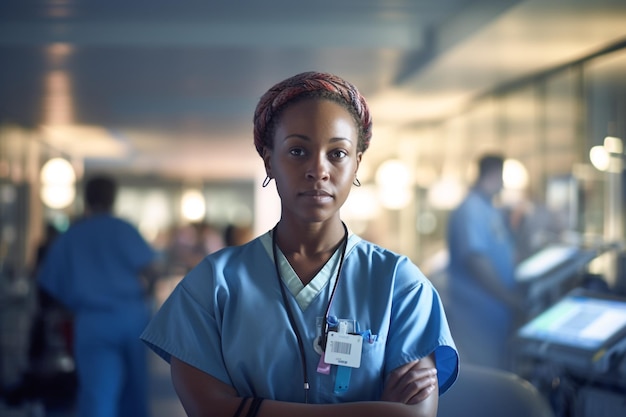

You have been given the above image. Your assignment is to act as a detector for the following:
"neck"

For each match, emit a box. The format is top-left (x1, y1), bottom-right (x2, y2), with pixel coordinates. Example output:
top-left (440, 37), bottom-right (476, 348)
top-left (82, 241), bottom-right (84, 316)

top-left (274, 219), bottom-right (346, 257)
top-left (272, 221), bottom-right (348, 285)
top-left (475, 182), bottom-right (496, 198)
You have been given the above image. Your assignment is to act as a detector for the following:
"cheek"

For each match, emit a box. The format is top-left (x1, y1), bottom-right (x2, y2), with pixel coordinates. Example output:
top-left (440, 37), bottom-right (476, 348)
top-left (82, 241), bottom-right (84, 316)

top-left (336, 169), bottom-right (356, 195)
top-left (339, 160), bottom-right (359, 181)
top-left (339, 170), bottom-right (355, 186)
top-left (272, 167), bottom-right (295, 196)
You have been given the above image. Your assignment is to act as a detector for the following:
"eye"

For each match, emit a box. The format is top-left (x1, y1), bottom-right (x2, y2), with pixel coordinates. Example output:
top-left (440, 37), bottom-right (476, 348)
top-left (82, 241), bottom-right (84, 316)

top-left (330, 149), bottom-right (348, 160)
top-left (289, 147), bottom-right (306, 157)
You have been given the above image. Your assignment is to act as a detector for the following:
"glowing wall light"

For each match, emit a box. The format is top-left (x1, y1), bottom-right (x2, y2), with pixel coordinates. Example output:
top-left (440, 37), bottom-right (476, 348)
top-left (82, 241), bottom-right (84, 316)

top-left (40, 157), bottom-right (76, 209)
top-left (181, 189), bottom-right (206, 222)
top-left (590, 145), bottom-right (610, 171)
top-left (604, 136), bottom-right (623, 154)
top-left (427, 176), bottom-right (465, 210)
top-left (375, 159), bottom-right (411, 188)
top-left (343, 185), bottom-right (380, 221)
top-left (375, 159), bottom-right (412, 210)
top-left (503, 158), bottom-right (529, 190)
top-left (590, 137), bottom-right (623, 173)
top-left (139, 191), bottom-right (171, 242)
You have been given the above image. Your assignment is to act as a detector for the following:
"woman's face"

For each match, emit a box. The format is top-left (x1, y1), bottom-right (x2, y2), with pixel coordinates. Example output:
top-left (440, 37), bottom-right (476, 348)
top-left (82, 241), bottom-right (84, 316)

top-left (263, 98), bottom-right (362, 224)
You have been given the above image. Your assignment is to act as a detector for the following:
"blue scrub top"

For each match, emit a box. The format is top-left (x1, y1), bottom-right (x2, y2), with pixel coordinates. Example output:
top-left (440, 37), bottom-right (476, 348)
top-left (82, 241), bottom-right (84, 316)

top-left (38, 213), bottom-right (157, 313)
top-left (141, 231), bottom-right (459, 403)
top-left (446, 189), bottom-right (516, 327)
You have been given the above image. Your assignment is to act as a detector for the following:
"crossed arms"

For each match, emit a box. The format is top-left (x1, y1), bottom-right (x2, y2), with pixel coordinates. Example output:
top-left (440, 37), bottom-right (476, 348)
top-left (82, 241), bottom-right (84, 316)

top-left (170, 353), bottom-right (439, 417)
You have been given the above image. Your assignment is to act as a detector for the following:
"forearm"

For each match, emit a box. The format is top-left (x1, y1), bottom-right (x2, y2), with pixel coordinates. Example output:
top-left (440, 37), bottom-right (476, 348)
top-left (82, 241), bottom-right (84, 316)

top-left (181, 397), bottom-right (433, 417)
top-left (172, 357), bottom-right (437, 417)
top-left (140, 262), bottom-right (162, 296)
top-left (466, 255), bottom-right (520, 308)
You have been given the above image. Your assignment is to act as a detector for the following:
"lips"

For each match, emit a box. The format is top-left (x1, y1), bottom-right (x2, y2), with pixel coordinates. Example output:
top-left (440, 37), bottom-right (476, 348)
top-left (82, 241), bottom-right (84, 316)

top-left (300, 189), bottom-right (333, 198)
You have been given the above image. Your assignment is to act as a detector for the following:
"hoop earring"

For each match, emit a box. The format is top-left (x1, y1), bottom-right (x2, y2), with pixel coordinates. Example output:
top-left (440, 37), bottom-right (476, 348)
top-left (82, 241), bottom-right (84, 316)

top-left (262, 176), bottom-right (272, 188)
top-left (353, 177), bottom-right (361, 187)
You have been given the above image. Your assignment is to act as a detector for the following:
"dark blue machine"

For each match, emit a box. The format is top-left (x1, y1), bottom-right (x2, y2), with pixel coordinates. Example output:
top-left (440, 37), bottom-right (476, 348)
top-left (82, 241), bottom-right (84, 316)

top-left (514, 288), bottom-right (626, 417)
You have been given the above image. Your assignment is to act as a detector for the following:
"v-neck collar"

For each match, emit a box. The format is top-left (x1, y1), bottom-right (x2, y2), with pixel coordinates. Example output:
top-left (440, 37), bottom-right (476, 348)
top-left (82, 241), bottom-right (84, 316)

top-left (260, 229), bottom-right (359, 310)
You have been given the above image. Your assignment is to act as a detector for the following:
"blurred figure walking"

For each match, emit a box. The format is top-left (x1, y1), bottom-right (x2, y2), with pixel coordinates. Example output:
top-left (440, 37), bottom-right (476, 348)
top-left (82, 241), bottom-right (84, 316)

top-left (38, 175), bottom-right (160, 417)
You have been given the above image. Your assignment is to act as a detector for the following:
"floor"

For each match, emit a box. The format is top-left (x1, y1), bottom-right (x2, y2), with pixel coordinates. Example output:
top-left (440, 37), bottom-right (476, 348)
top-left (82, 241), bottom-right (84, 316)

top-left (0, 351), bottom-right (186, 417)
top-left (0, 278), bottom-right (186, 417)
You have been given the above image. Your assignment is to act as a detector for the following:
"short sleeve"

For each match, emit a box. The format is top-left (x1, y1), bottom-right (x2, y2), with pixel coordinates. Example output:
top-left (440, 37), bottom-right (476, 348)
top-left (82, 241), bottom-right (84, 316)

top-left (140, 259), bottom-right (232, 386)
top-left (385, 259), bottom-right (459, 395)
top-left (454, 194), bottom-right (493, 257)
top-left (117, 220), bottom-right (157, 271)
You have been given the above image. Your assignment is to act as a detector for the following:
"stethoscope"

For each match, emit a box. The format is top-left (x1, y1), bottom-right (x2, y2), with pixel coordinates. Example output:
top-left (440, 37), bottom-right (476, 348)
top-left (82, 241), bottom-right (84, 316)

top-left (271, 222), bottom-right (349, 403)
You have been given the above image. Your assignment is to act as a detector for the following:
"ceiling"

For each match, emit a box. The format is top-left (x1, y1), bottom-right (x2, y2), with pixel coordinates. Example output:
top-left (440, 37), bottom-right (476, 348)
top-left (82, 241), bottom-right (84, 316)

top-left (1, 0), bottom-right (626, 182)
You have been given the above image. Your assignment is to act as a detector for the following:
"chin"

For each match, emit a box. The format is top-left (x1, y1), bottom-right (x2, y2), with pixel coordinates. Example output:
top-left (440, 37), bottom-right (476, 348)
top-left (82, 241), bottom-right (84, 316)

top-left (295, 210), bottom-right (337, 224)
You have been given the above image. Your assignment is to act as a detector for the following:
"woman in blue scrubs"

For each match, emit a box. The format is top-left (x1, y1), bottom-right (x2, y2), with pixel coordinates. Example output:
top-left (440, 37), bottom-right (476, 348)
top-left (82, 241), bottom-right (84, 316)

top-left (141, 71), bottom-right (459, 417)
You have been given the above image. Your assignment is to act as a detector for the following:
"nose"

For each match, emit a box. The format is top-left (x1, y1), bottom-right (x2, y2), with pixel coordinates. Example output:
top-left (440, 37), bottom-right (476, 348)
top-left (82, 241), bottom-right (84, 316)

top-left (306, 153), bottom-right (330, 181)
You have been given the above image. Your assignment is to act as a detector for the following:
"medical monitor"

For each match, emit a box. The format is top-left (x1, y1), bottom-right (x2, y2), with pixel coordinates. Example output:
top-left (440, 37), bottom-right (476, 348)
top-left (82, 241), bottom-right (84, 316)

top-left (515, 244), bottom-right (580, 283)
top-left (518, 289), bottom-right (626, 350)
top-left (517, 289), bottom-right (626, 371)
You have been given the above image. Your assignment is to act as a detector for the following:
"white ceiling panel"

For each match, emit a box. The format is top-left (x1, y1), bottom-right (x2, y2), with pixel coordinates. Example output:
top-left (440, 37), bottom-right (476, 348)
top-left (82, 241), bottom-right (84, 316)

top-left (0, 0), bottom-right (624, 180)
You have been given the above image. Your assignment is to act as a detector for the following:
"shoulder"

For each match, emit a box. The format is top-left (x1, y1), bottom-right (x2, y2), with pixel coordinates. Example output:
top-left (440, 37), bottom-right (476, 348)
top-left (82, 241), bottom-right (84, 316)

top-left (350, 237), bottom-right (419, 269)
top-left (207, 234), bottom-right (266, 265)
top-left (68, 213), bottom-right (134, 232)
top-left (450, 190), bottom-right (489, 221)
top-left (107, 215), bottom-right (141, 231)
top-left (455, 190), bottom-right (480, 209)
top-left (349, 236), bottom-right (430, 293)
top-left (179, 235), bottom-right (267, 292)
top-left (349, 237), bottom-right (406, 264)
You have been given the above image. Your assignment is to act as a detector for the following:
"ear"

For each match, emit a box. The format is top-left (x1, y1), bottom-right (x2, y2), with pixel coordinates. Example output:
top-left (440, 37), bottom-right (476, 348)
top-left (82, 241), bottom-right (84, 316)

top-left (262, 147), bottom-right (273, 177)
top-left (354, 152), bottom-right (363, 175)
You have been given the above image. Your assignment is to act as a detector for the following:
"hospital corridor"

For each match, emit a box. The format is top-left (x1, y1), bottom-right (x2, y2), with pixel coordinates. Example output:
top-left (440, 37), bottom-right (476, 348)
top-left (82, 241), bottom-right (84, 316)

top-left (2, 1), bottom-right (626, 416)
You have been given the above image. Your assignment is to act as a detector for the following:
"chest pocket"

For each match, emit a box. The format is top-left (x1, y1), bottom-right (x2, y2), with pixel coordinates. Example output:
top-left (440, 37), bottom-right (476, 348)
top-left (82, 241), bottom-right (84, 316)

top-left (315, 335), bottom-right (386, 403)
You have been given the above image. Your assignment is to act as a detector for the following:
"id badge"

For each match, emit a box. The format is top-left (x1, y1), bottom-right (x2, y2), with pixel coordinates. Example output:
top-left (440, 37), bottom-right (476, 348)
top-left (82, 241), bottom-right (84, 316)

top-left (323, 331), bottom-right (362, 368)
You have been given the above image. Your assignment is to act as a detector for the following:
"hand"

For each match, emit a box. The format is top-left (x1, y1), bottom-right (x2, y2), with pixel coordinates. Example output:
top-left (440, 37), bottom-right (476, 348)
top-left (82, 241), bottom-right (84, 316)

top-left (381, 357), bottom-right (438, 405)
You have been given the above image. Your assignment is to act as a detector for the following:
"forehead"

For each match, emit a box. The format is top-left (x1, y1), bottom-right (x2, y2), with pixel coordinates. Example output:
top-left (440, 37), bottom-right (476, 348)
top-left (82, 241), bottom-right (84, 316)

top-left (276, 98), bottom-right (358, 133)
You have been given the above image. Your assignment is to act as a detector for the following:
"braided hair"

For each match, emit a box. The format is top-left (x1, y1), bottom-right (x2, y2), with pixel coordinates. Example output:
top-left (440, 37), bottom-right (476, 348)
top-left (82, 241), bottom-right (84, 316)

top-left (253, 71), bottom-right (373, 157)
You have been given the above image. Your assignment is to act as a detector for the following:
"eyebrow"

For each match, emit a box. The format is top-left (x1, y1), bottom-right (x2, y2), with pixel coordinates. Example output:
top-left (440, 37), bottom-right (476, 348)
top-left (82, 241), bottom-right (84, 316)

top-left (283, 134), bottom-right (353, 144)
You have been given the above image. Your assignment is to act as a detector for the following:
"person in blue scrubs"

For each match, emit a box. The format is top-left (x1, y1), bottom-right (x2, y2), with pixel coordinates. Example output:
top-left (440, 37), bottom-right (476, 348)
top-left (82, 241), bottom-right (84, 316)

top-left (38, 176), bottom-right (160, 417)
top-left (141, 71), bottom-right (459, 417)
top-left (446, 154), bottom-right (524, 371)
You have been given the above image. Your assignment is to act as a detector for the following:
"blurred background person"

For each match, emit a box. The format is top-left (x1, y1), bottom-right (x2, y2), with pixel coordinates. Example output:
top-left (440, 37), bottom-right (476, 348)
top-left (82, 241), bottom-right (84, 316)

top-left (164, 221), bottom-right (224, 276)
top-left (445, 154), bottom-right (524, 371)
top-left (37, 175), bottom-right (161, 417)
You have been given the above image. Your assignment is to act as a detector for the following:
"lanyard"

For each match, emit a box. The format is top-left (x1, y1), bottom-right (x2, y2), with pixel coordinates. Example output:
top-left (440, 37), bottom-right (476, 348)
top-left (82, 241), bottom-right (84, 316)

top-left (272, 222), bottom-right (349, 403)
